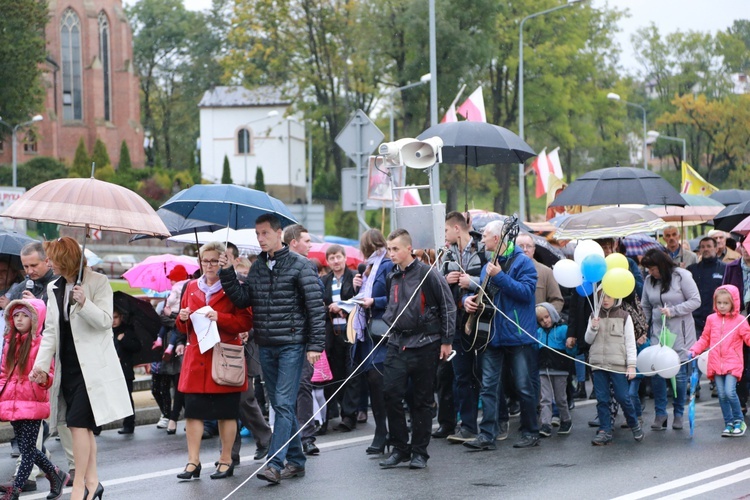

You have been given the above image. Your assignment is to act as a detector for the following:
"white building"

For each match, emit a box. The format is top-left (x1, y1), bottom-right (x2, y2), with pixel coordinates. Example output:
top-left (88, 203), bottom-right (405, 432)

top-left (198, 86), bottom-right (307, 203)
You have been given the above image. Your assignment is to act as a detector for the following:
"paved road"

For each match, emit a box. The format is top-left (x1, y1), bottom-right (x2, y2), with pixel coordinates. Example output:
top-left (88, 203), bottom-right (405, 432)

top-left (4, 383), bottom-right (750, 500)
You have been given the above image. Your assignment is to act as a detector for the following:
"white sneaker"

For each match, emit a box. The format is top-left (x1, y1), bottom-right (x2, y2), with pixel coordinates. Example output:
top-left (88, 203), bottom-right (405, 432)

top-left (156, 417), bottom-right (169, 429)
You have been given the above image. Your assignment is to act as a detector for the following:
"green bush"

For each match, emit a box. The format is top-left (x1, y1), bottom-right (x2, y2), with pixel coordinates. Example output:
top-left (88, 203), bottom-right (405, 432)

top-left (255, 166), bottom-right (266, 191)
top-left (221, 155), bottom-right (232, 184)
top-left (118, 140), bottom-right (132, 171)
top-left (70, 138), bottom-right (89, 177)
top-left (91, 138), bottom-right (111, 173)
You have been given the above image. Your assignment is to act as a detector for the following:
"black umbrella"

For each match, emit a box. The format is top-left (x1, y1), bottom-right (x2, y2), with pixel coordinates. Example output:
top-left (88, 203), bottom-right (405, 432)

top-left (711, 200), bottom-right (750, 232)
top-left (417, 121), bottom-right (537, 213)
top-left (130, 207), bottom-right (224, 243)
top-left (0, 230), bottom-right (38, 256)
top-left (549, 166), bottom-right (686, 208)
top-left (709, 189), bottom-right (750, 207)
top-left (113, 291), bottom-right (162, 366)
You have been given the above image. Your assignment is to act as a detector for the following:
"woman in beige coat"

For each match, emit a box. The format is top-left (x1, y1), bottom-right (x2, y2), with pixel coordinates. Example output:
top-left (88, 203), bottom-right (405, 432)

top-left (30, 237), bottom-right (132, 500)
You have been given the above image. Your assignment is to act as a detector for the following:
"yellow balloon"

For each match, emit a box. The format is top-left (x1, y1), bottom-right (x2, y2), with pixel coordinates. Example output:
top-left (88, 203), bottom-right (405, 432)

top-left (605, 253), bottom-right (629, 271)
top-left (601, 268), bottom-right (635, 299)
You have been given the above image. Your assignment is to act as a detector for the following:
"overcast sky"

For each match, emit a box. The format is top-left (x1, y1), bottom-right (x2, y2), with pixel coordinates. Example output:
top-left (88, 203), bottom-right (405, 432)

top-left (171, 0), bottom-right (745, 73)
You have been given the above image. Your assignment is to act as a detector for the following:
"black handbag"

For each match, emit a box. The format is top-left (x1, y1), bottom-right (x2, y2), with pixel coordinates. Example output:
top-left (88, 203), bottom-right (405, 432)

top-left (368, 317), bottom-right (390, 337)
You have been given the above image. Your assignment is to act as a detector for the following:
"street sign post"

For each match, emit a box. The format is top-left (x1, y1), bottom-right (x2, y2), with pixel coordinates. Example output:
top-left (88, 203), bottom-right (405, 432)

top-left (335, 110), bottom-right (384, 235)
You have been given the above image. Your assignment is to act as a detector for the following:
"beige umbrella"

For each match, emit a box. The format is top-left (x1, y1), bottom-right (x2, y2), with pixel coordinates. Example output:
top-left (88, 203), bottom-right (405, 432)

top-left (1, 176), bottom-right (169, 282)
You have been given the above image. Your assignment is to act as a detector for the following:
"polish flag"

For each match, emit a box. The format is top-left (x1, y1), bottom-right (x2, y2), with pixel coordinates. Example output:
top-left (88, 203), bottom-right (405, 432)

top-left (400, 187), bottom-right (422, 206)
top-left (456, 87), bottom-right (486, 122)
top-left (532, 149), bottom-right (553, 198)
top-left (546, 147), bottom-right (563, 179)
top-left (441, 104), bottom-right (458, 123)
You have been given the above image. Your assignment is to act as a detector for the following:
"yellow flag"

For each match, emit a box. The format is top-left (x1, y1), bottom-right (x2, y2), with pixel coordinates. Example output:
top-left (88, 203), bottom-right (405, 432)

top-left (681, 161), bottom-right (718, 195)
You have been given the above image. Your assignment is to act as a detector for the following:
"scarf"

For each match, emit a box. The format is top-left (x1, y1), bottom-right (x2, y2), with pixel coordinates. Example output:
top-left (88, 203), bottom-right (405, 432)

top-left (197, 276), bottom-right (222, 305)
top-left (354, 248), bottom-right (387, 341)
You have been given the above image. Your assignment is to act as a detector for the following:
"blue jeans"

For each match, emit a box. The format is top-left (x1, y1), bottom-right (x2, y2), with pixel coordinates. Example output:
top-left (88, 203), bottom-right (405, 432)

top-left (592, 370), bottom-right (638, 433)
top-left (715, 374), bottom-right (743, 425)
top-left (574, 353), bottom-right (586, 383)
top-left (259, 344), bottom-right (306, 471)
top-left (478, 344), bottom-right (538, 439)
top-left (652, 364), bottom-right (688, 417)
top-left (628, 378), bottom-right (643, 418)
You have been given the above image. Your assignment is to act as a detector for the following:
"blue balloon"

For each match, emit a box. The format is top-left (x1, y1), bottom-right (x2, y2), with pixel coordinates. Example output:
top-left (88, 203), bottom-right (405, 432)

top-left (576, 280), bottom-right (595, 297)
top-left (581, 254), bottom-right (607, 283)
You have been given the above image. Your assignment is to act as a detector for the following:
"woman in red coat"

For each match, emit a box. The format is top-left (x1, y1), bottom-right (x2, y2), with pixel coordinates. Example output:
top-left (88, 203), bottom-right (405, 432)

top-left (174, 242), bottom-right (253, 481)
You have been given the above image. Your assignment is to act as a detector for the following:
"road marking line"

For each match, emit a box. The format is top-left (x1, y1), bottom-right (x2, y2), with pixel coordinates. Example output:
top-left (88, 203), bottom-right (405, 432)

top-left (657, 469), bottom-right (750, 500)
top-left (611, 457), bottom-right (750, 500)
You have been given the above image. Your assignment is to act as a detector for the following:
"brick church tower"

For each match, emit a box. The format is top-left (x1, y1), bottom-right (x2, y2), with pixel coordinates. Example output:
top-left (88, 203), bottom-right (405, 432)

top-left (0, 0), bottom-right (144, 169)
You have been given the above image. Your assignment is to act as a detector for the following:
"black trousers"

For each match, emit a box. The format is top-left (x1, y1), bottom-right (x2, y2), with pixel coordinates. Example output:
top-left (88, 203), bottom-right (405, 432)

top-left (383, 342), bottom-right (440, 459)
top-left (435, 359), bottom-right (455, 429)
top-left (296, 360), bottom-right (316, 443)
top-left (325, 326), bottom-right (359, 420)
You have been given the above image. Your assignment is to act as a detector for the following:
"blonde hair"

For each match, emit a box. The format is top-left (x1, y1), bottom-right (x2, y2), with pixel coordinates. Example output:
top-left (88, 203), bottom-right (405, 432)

top-left (199, 241), bottom-right (226, 258)
top-left (714, 288), bottom-right (734, 313)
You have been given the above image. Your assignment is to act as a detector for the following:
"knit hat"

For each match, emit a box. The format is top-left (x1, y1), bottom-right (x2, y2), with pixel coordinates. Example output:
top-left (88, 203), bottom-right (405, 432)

top-left (11, 306), bottom-right (32, 319)
top-left (167, 265), bottom-right (189, 282)
top-left (536, 302), bottom-right (560, 324)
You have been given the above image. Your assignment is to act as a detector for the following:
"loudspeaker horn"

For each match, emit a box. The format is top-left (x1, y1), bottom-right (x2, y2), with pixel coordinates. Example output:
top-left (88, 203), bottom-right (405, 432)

top-left (378, 138), bottom-right (420, 161)
top-left (401, 137), bottom-right (443, 169)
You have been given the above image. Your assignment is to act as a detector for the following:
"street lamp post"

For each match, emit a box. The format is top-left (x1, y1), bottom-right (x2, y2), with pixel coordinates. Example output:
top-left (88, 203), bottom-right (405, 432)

top-left (518, 0), bottom-right (584, 221)
top-left (242, 110), bottom-right (279, 187)
top-left (0, 114), bottom-right (44, 188)
top-left (648, 130), bottom-right (686, 167)
top-left (607, 92), bottom-right (647, 170)
top-left (389, 73), bottom-right (432, 141)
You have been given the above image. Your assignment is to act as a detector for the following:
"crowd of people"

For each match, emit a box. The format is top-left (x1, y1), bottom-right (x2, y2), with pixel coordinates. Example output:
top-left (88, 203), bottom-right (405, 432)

top-left (1, 214), bottom-right (750, 496)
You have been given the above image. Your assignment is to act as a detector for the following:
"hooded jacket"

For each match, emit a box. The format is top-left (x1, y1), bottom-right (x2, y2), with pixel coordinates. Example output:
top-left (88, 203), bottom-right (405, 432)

top-left (536, 302), bottom-right (575, 373)
top-left (0, 299), bottom-right (53, 421)
top-left (690, 284), bottom-right (750, 380)
top-left (470, 246), bottom-right (538, 347)
top-left (585, 300), bottom-right (637, 372)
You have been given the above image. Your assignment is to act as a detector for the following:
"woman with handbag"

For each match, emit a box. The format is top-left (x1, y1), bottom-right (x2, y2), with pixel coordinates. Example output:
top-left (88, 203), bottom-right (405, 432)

top-left (175, 242), bottom-right (253, 481)
top-left (352, 229), bottom-right (394, 455)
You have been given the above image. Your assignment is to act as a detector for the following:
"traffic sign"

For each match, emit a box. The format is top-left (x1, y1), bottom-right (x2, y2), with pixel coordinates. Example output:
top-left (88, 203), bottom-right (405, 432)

top-left (335, 110), bottom-right (384, 166)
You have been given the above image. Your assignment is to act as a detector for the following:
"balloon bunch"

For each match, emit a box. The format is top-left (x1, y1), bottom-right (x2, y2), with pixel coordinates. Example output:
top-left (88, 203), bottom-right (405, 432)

top-left (552, 240), bottom-right (637, 317)
top-left (636, 344), bottom-right (680, 378)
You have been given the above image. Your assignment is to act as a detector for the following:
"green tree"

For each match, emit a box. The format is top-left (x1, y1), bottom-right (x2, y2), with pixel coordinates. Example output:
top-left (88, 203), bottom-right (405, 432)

top-left (70, 138), bottom-right (90, 178)
top-left (119, 140), bottom-right (132, 171)
top-left (0, 0), bottom-right (47, 136)
top-left (254, 166), bottom-right (266, 191)
top-left (91, 138), bottom-right (111, 174)
top-left (221, 155), bottom-right (232, 184)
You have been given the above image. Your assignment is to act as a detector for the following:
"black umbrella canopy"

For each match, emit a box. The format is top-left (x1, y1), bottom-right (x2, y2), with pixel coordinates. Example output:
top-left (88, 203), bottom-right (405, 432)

top-left (0, 230), bottom-right (38, 256)
top-left (417, 121), bottom-right (536, 166)
top-left (712, 200), bottom-right (750, 231)
top-left (130, 207), bottom-right (225, 243)
top-left (709, 189), bottom-right (750, 207)
top-left (549, 166), bottom-right (686, 208)
top-left (113, 291), bottom-right (162, 366)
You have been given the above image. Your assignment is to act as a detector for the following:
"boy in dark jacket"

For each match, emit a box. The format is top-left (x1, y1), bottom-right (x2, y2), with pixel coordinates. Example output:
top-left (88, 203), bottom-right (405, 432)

top-left (536, 302), bottom-right (576, 437)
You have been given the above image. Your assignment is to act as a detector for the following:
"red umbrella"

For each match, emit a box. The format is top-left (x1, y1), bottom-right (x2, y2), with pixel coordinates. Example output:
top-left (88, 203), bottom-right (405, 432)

top-left (308, 242), bottom-right (363, 270)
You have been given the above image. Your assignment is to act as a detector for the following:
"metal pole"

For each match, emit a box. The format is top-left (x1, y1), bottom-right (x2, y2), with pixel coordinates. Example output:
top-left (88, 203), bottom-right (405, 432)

top-left (389, 96), bottom-right (395, 142)
top-left (429, 0), bottom-right (440, 203)
top-left (307, 122), bottom-right (313, 206)
top-left (11, 127), bottom-right (17, 188)
top-left (642, 108), bottom-right (647, 170)
top-left (243, 137), bottom-right (247, 187)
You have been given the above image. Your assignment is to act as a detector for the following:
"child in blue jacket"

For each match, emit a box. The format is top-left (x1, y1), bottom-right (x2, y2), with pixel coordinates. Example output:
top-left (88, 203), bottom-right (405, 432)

top-left (537, 302), bottom-right (576, 437)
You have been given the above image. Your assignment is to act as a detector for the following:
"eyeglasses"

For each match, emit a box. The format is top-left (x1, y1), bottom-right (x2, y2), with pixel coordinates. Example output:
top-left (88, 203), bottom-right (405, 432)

top-left (517, 244), bottom-right (535, 250)
top-left (200, 259), bottom-right (220, 266)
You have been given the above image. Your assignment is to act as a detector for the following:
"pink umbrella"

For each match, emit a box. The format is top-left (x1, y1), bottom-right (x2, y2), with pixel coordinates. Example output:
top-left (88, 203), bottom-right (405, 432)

top-left (308, 243), bottom-right (364, 270)
top-left (123, 254), bottom-right (200, 292)
top-left (732, 215), bottom-right (750, 235)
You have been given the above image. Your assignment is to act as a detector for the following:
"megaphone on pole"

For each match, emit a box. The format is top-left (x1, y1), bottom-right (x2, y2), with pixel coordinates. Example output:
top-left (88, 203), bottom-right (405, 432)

top-left (401, 137), bottom-right (443, 169)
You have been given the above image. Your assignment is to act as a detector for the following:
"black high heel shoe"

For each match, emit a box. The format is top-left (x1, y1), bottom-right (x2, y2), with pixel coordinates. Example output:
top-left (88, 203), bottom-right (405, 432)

top-left (210, 462), bottom-right (234, 479)
top-left (365, 433), bottom-right (390, 455)
top-left (166, 420), bottom-right (177, 435)
top-left (177, 462), bottom-right (201, 480)
top-left (83, 482), bottom-right (104, 499)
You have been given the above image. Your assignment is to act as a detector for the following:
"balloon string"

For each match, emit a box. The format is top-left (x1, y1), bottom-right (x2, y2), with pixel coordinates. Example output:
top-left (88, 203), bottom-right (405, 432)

top-left (486, 299), bottom-right (748, 376)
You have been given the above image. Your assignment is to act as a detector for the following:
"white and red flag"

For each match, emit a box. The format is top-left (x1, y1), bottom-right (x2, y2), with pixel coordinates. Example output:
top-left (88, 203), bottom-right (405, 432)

top-left (456, 87), bottom-right (486, 122)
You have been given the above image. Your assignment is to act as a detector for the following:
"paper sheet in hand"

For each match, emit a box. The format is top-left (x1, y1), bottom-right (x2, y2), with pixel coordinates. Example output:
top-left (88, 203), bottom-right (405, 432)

top-left (190, 306), bottom-right (220, 354)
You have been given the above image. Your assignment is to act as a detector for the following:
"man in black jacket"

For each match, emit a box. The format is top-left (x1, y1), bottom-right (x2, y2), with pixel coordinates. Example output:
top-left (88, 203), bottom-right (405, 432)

top-left (321, 245), bottom-right (358, 432)
top-left (688, 236), bottom-right (726, 336)
top-left (218, 214), bottom-right (325, 485)
top-left (379, 229), bottom-right (455, 471)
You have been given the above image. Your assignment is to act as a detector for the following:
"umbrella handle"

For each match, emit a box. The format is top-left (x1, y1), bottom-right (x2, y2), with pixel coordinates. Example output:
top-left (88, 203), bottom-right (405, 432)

top-left (77, 224), bottom-right (89, 285)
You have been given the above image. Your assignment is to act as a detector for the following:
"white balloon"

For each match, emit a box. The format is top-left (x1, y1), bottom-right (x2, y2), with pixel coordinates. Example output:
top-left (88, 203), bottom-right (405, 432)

top-left (697, 351), bottom-right (709, 375)
top-left (636, 345), bottom-right (661, 376)
top-left (654, 346), bottom-right (681, 379)
top-left (574, 240), bottom-right (605, 264)
top-left (552, 259), bottom-right (583, 288)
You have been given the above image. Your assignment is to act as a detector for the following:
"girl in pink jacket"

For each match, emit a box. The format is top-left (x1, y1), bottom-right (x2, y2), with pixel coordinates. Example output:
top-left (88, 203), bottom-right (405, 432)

top-left (0, 299), bottom-right (68, 500)
top-left (689, 285), bottom-right (750, 438)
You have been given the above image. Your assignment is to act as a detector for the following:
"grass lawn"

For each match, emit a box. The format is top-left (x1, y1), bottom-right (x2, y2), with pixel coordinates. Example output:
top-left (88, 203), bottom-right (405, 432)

top-left (110, 279), bottom-right (143, 296)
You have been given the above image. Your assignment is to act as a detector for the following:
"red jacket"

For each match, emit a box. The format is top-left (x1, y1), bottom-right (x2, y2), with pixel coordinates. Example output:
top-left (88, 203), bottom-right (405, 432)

top-left (0, 299), bottom-right (54, 421)
top-left (176, 280), bottom-right (253, 394)
top-left (690, 285), bottom-right (750, 380)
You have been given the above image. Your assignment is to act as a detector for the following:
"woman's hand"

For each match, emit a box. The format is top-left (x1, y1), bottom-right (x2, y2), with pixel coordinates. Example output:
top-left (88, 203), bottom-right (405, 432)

top-left (29, 367), bottom-right (48, 385)
top-left (175, 344), bottom-right (185, 356)
top-left (361, 297), bottom-right (374, 309)
top-left (353, 274), bottom-right (363, 290)
top-left (71, 285), bottom-right (86, 306)
top-left (659, 307), bottom-right (672, 318)
top-left (205, 310), bottom-right (218, 321)
top-left (178, 307), bottom-right (191, 322)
